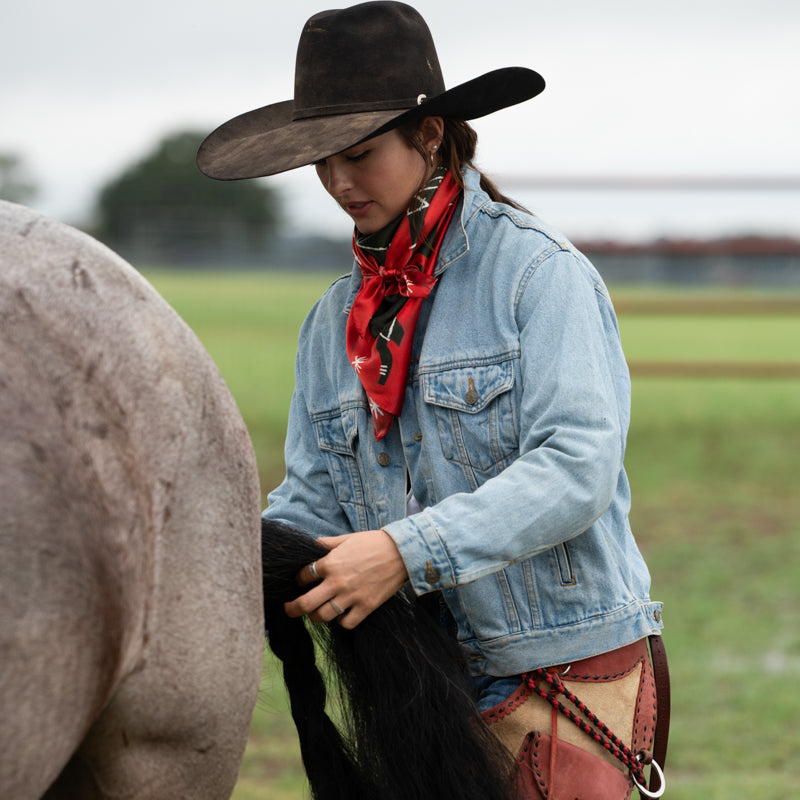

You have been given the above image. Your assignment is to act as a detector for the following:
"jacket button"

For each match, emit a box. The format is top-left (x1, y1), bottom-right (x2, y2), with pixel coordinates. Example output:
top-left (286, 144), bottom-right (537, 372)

top-left (425, 561), bottom-right (440, 584)
top-left (653, 608), bottom-right (662, 623)
top-left (464, 377), bottom-right (478, 405)
top-left (377, 452), bottom-right (391, 467)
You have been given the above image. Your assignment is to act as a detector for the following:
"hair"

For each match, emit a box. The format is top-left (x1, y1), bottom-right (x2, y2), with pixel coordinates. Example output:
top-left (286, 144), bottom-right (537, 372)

top-left (398, 117), bottom-right (529, 212)
top-left (261, 518), bottom-right (516, 800)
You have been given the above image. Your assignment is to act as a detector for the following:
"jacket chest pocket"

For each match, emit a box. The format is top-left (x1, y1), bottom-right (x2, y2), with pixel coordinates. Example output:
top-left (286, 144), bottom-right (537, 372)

top-left (311, 406), bottom-right (369, 530)
top-left (422, 360), bottom-right (518, 475)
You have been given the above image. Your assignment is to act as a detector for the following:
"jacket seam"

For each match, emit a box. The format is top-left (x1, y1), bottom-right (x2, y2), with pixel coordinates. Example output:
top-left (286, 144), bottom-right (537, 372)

top-left (416, 350), bottom-right (519, 374)
top-left (308, 401), bottom-right (368, 422)
top-left (513, 244), bottom-right (570, 321)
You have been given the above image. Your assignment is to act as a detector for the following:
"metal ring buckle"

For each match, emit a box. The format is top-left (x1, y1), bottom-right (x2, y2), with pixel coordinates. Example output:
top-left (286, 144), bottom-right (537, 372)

top-left (632, 758), bottom-right (665, 798)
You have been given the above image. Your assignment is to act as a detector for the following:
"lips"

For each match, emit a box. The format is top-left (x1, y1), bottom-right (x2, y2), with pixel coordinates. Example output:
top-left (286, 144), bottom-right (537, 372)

top-left (345, 201), bottom-right (373, 217)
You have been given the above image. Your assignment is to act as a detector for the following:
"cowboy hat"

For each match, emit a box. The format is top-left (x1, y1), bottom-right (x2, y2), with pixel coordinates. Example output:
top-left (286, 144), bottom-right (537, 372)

top-left (197, 1), bottom-right (545, 180)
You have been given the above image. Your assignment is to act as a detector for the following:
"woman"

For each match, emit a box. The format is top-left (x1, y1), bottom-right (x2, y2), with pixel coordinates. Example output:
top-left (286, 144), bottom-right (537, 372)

top-left (198, 3), bottom-right (667, 798)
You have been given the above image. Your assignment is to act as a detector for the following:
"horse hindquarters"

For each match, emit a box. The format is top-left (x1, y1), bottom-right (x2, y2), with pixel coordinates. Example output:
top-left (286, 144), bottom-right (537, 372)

top-left (0, 312), bottom-right (149, 799)
top-left (59, 412), bottom-right (262, 800)
top-left (0, 201), bottom-right (263, 799)
top-left (41, 283), bottom-right (263, 800)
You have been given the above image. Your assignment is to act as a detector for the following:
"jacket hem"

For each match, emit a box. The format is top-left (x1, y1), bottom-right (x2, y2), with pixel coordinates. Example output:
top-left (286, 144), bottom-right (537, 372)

top-left (462, 599), bottom-right (664, 677)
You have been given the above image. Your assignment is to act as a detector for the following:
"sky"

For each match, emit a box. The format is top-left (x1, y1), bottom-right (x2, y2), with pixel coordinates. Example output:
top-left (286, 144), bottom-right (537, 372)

top-left (3, 0), bottom-right (798, 242)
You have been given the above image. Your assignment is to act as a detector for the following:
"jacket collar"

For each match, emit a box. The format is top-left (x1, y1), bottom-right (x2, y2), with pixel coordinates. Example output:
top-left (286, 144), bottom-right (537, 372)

top-left (341, 166), bottom-right (486, 313)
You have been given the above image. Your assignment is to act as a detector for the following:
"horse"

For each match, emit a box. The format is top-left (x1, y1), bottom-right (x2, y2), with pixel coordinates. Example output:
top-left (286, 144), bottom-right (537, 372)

top-left (0, 200), bottom-right (264, 799)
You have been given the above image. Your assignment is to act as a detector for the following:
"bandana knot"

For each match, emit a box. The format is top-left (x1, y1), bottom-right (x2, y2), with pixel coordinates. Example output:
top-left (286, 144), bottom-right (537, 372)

top-left (346, 170), bottom-right (461, 440)
top-left (359, 257), bottom-right (439, 297)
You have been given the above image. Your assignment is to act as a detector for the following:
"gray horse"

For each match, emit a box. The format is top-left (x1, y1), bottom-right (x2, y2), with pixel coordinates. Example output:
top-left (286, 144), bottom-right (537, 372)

top-left (0, 201), bottom-right (264, 799)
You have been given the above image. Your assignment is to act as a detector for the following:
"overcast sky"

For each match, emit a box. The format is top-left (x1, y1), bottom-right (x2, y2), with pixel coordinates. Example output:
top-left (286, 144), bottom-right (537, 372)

top-left (3, 0), bottom-right (798, 240)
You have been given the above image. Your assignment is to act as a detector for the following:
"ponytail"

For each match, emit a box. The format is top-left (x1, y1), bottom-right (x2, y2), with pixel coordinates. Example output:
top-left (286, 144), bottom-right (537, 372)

top-left (399, 117), bottom-right (530, 212)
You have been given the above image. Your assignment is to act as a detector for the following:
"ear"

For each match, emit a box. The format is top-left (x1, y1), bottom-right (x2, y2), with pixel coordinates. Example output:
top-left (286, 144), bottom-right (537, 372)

top-left (416, 116), bottom-right (444, 149)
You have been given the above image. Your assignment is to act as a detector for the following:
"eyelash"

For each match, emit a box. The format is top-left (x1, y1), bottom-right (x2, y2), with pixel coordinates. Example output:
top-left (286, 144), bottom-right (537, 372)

top-left (313, 149), bottom-right (370, 169)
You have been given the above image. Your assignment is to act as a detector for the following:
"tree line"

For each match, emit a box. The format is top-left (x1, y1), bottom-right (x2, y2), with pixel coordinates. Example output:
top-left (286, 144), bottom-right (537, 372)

top-left (0, 131), bottom-right (281, 266)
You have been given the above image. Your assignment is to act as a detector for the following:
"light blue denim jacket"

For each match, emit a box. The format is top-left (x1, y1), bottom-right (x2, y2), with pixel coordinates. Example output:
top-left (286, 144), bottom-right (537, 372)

top-left (264, 167), bottom-right (663, 676)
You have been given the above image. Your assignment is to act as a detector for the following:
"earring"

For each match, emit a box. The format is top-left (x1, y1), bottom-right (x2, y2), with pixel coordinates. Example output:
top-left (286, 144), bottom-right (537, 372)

top-left (429, 144), bottom-right (438, 166)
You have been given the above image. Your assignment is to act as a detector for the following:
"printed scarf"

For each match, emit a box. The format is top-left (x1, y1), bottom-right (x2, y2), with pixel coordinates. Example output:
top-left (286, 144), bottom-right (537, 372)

top-left (346, 169), bottom-right (461, 440)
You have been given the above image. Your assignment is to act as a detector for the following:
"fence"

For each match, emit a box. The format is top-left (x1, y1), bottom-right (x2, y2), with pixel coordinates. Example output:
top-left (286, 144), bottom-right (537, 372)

top-left (617, 296), bottom-right (800, 378)
top-left (497, 174), bottom-right (800, 288)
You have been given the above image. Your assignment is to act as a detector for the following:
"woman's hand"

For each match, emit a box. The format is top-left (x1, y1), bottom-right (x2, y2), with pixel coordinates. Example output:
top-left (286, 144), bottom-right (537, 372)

top-left (283, 529), bottom-right (409, 629)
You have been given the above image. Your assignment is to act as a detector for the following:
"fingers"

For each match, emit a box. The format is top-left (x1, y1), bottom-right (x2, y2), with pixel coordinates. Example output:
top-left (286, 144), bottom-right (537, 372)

top-left (317, 535), bottom-right (343, 549)
top-left (328, 598), bottom-right (346, 616)
top-left (298, 549), bottom-right (337, 586)
top-left (290, 554), bottom-right (349, 622)
top-left (284, 581), bottom-right (330, 618)
top-left (285, 568), bottom-right (351, 623)
top-left (285, 530), bottom-right (409, 628)
top-left (307, 597), bottom-right (367, 629)
top-left (297, 538), bottom-right (341, 586)
top-left (286, 568), bottom-right (367, 626)
top-left (297, 559), bottom-right (321, 587)
top-left (283, 579), bottom-right (373, 628)
top-left (302, 598), bottom-right (349, 625)
top-left (335, 603), bottom-right (369, 630)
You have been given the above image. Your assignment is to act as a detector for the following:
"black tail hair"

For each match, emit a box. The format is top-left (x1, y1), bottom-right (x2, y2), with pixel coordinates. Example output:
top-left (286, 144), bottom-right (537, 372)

top-left (261, 518), bottom-right (515, 800)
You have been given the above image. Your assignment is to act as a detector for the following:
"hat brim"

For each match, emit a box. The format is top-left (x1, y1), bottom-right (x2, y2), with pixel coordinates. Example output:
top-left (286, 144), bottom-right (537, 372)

top-left (197, 67), bottom-right (545, 180)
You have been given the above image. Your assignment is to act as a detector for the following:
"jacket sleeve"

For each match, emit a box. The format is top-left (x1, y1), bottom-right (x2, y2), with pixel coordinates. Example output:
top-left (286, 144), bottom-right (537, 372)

top-left (382, 248), bottom-right (630, 593)
top-left (262, 383), bottom-right (353, 539)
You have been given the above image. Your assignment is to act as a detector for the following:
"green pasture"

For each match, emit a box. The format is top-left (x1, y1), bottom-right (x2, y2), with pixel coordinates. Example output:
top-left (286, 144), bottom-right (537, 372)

top-left (147, 270), bottom-right (800, 800)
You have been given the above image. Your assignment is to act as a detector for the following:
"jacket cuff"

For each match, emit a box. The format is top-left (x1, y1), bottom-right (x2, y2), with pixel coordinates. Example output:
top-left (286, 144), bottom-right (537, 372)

top-left (383, 512), bottom-right (455, 594)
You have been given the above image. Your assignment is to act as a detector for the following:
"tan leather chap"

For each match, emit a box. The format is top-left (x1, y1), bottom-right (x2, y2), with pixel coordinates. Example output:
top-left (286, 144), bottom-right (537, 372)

top-left (481, 639), bottom-right (657, 799)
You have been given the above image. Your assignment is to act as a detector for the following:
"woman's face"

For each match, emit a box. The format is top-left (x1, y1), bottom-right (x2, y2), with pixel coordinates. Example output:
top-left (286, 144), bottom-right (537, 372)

top-left (314, 129), bottom-right (428, 234)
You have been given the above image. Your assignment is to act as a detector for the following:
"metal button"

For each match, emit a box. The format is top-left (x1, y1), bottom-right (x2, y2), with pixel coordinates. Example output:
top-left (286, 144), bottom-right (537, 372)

top-left (464, 376), bottom-right (478, 405)
top-left (425, 561), bottom-right (440, 584)
top-left (653, 608), bottom-right (662, 623)
top-left (377, 452), bottom-right (391, 467)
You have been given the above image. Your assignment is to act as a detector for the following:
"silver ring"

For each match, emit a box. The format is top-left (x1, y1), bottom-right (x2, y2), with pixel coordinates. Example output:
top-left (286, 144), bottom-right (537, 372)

top-left (308, 561), bottom-right (319, 580)
top-left (329, 599), bottom-right (345, 616)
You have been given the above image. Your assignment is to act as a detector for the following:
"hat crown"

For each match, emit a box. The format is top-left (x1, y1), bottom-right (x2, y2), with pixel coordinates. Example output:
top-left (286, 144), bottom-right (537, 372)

top-left (293, 1), bottom-right (446, 120)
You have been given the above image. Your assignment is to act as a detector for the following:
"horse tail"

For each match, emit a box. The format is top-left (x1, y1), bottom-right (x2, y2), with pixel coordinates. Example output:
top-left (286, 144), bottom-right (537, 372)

top-left (261, 522), bottom-right (366, 799)
top-left (261, 519), bottom-right (514, 800)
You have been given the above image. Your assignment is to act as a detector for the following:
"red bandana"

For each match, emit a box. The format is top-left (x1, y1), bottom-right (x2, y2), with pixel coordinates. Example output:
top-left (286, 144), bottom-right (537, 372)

top-left (346, 171), bottom-right (461, 440)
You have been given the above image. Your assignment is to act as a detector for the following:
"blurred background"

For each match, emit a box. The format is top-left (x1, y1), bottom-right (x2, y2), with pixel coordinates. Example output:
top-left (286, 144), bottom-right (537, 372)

top-left (3, 0), bottom-right (799, 282)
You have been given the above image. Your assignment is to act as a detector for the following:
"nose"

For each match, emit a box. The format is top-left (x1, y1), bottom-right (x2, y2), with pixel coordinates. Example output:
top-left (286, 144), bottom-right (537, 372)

top-left (321, 159), bottom-right (353, 197)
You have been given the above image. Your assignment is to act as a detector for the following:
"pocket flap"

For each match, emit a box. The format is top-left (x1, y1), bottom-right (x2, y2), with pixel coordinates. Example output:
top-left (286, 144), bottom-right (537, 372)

top-left (311, 408), bottom-right (359, 455)
top-left (422, 360), bottom-right (514, 413)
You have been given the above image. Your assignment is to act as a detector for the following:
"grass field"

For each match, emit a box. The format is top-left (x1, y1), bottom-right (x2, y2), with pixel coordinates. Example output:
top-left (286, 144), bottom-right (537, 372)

top-left (147, 269), bottom-right (800, 800)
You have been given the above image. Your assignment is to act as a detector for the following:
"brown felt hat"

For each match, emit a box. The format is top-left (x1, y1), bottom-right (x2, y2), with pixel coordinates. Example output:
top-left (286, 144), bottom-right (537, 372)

top-left (197, 1), bottom-right (545, 180)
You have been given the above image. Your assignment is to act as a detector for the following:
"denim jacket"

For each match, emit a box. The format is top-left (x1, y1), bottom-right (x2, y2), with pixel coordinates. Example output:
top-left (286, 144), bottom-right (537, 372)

top-left (264, 167), bottom-right (663, 676)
